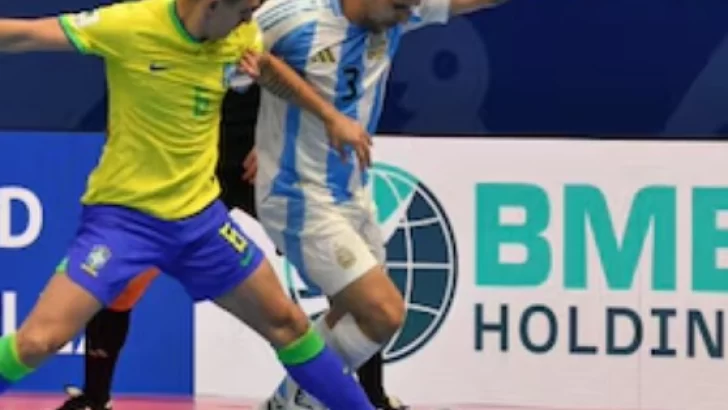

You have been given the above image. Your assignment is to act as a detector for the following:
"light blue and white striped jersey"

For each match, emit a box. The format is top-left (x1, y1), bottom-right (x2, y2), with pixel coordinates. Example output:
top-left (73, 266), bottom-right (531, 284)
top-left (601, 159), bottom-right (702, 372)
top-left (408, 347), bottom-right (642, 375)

top-left (254, 0), bottom-right (451, 204)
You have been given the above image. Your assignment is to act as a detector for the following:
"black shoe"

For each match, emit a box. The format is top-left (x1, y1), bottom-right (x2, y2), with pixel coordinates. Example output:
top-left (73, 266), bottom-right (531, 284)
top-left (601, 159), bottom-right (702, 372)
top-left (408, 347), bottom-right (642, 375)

top-left (375, 395), bottom-right (409, 410)
top-left (57, 385), bottom-right (112, 410)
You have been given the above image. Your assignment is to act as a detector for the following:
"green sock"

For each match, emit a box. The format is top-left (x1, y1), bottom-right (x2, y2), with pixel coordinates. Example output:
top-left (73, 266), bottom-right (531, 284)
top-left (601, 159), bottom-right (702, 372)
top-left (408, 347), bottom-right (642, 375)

top-left (0, 334), bottom-right (33, 385)
top-left (276, 328), bottom-right (326, 365)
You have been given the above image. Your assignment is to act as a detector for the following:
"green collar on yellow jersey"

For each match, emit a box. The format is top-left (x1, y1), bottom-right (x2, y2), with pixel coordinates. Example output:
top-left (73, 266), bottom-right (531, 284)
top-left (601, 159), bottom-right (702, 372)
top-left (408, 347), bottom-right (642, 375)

top-left (168, 0), bottom-right (203, 45)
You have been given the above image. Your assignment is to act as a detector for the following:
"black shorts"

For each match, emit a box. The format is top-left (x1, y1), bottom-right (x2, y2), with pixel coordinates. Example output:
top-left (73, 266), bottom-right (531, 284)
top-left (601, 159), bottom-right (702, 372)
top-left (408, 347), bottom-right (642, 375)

top-left (218, 167), bottom-right (255, 217)
top-left (218, 87), bottom-right (259, 217)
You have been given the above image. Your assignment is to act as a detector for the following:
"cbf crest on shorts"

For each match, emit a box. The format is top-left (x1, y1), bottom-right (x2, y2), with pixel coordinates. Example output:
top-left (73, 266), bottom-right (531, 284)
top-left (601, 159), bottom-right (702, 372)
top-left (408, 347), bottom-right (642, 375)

top-left (81, 245), bottom-right (112, 277)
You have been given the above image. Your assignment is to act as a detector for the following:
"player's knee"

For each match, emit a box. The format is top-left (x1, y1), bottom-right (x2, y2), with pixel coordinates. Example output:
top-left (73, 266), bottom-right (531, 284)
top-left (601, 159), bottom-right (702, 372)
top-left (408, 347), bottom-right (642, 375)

top-left (15, 328), bottom-right (65, 366)
top-left (262, 301), bottom-right (310, 347)
top-left (334, 268), bottom-right (406, 342)
top-left (369, 295), bottom-right (405, 340)
top-left (350, 292), bottom-right (405, 343)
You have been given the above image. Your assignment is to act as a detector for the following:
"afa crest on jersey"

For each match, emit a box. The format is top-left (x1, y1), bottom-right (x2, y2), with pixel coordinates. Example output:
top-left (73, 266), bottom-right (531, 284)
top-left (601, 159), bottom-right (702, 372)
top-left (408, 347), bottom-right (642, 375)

top-left (72, 10), bottom-right (100, 28)
top-left (223, 63), bottom-right (254, 92)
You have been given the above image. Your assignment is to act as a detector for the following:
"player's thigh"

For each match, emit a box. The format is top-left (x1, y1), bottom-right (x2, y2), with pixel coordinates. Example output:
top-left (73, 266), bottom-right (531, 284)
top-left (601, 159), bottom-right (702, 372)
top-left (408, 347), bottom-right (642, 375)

top-left (324, 204), bottom-right (403, 328)
top-left (213, 259), bottom-right (308, 348)
top-left (108, 268), bottom-right (160, 312)
top-left (172, 209), bottom-right (306, 346)
top-left (172, 208), bottom-right (267, 302)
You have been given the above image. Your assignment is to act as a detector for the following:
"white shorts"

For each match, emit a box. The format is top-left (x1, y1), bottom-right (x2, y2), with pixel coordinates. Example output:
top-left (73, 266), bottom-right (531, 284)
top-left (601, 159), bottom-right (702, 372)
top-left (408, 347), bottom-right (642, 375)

top-left (257, 190), bottom-right (385, 296)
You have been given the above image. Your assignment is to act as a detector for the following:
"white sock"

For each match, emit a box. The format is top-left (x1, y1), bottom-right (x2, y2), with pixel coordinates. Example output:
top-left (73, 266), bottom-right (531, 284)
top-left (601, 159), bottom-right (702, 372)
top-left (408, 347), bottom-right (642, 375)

top-left (316, 313), bottom-right (382, 371)
top-left (313, 313), bottom-right (333, 341)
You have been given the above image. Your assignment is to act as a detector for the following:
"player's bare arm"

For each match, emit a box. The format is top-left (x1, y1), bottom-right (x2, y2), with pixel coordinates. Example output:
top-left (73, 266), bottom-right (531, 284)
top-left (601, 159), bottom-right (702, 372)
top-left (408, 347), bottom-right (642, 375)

top-left (244, 51), bottom-right (340, 125)
top-left (241, 50), bottom-right (372, 168)
top-left (450, 0), bottom-right (511, 15)
top-left (0, 18), bottom-right (72, 52)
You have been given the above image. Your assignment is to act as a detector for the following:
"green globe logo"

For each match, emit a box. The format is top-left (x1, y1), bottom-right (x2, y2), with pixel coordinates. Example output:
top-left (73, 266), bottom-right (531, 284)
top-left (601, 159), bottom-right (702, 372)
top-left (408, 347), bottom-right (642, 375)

top-left (281, 163), bottom-right (458, 363)
top-left (371, 163), bottom-right (458, 363)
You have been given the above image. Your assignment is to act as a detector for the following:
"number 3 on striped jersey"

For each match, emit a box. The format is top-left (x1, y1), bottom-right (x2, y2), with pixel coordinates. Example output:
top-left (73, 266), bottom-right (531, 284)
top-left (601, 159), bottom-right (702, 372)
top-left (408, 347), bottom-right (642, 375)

top-left (343, 67), bottom-right (360, 102)
top-left (219, 222), bottom-right (248, 253)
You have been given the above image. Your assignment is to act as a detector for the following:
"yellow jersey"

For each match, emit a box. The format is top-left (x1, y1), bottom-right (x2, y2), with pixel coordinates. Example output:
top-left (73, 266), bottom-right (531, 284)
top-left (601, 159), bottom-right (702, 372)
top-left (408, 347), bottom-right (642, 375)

top-left (58, 0), bottom-right (264, 219)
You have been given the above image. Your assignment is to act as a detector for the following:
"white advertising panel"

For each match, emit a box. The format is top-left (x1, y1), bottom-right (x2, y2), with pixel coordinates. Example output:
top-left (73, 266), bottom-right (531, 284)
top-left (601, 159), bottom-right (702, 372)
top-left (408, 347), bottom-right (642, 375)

top-left (196, 137), bottom-right (728, 410)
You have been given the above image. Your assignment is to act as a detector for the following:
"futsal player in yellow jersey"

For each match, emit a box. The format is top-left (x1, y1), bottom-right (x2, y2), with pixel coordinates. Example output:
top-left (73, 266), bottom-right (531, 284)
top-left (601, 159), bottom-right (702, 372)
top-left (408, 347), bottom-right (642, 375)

top-left (0, 0), bottom-right (376, 408)
top-left (64, 0), bottom-right (264, 219)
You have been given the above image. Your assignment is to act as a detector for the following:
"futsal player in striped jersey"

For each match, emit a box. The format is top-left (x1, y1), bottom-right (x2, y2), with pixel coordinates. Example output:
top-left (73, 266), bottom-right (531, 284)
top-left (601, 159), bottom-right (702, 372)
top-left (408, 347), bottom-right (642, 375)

top-left (0, 0), bottom-right (378, 408)
top-left (253, 0), bottom-right (511, 408)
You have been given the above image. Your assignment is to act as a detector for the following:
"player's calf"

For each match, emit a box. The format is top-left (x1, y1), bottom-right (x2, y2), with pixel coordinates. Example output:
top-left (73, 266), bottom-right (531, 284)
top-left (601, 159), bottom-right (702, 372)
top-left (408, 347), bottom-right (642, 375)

top-left (0, 273), bottom-right (102, 393)
top-left (214, 259), bottom-right (310, 348)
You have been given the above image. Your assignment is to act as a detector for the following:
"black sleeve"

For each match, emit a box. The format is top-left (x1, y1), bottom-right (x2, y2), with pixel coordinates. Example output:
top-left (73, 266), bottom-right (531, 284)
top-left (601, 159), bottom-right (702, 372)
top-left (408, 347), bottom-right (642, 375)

top-left (217, 85), bottom-right (260, 216)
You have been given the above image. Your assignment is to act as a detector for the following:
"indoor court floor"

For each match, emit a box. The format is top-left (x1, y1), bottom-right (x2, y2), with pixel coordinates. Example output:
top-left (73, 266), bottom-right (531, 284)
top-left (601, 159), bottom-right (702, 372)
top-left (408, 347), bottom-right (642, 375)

top-left (0, 394), bottom-right (560, 410)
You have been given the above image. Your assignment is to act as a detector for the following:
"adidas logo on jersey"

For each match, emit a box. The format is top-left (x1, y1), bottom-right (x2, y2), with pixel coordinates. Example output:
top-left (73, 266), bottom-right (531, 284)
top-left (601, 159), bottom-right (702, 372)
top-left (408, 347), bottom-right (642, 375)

top-left (310, 48), bottom-right (336, 64)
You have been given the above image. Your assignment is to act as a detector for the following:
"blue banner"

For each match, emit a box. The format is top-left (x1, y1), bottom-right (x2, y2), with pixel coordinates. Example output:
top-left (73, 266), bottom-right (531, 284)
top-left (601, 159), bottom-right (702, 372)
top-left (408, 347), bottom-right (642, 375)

top-left (2, 1), bottom-right (728, 135)
top-left (380, 1), bottom-right (728, 136)
top-left (0, 132), bottom-right (193, 394)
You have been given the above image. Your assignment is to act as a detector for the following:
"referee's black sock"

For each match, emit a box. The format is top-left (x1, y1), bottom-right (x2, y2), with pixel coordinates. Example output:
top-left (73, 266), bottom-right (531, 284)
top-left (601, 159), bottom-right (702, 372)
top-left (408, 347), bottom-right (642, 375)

top-left (83, 308), bottom-right (131, 404)
top-left (357, 351), bottom-right (387, 406)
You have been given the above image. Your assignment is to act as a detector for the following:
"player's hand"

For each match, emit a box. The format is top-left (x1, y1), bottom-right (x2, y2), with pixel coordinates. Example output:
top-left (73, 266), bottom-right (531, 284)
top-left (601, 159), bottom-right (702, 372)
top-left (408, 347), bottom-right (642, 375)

top-left (241, 149), bottom-right (257, 184)
top-left (325, 114), bottom-right (372, 170)
top-left (238, 49), bottom-right (261, 80)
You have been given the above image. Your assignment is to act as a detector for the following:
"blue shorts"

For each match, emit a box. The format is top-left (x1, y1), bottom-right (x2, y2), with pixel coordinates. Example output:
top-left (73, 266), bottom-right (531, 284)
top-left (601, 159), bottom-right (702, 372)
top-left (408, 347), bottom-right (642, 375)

top-left (60, 201), bottom-right (265, 305)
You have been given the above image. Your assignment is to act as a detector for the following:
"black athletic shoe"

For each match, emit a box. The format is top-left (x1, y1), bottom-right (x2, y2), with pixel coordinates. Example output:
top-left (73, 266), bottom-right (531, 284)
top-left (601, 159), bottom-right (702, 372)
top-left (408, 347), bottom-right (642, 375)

top-left (57, 385), bottom-right (112, 410)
